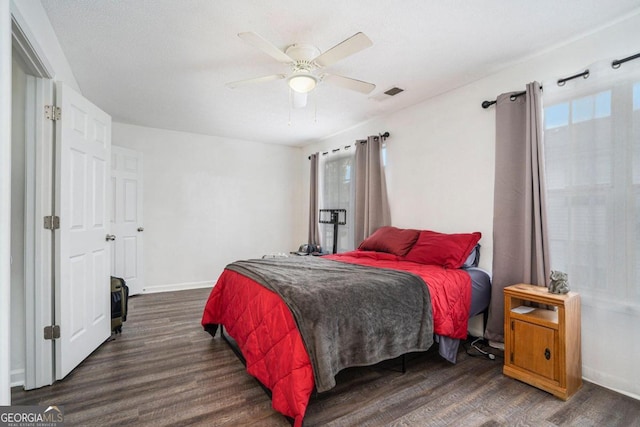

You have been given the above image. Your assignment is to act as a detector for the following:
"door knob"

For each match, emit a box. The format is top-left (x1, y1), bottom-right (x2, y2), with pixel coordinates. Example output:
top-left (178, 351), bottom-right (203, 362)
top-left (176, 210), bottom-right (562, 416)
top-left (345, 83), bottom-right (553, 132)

top-left (137, 227), bottom-right (144, 232)
top-left (106, 234), bottom-right (116, 241)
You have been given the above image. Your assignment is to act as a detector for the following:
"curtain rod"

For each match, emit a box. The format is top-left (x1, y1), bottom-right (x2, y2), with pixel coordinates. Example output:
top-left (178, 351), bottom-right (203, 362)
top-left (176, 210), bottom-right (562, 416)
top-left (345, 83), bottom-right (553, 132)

top-left (556, 69), bottom-right (589, 86)
top-left (307, 132), bottom-right (390, 160)
top-left (612, 51), bottom-right (640, 69)
top-left (481, 50), bottom-right (640, 109)
top-left (481, 89), bottom-right (530, 109)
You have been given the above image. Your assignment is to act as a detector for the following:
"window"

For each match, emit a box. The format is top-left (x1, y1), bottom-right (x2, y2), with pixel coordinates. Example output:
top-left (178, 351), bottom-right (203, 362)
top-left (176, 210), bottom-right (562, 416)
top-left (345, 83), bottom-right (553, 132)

top-left (544, 78), bottom-right (640, 307)
top-left (319, 153), bottom-right (355, 253)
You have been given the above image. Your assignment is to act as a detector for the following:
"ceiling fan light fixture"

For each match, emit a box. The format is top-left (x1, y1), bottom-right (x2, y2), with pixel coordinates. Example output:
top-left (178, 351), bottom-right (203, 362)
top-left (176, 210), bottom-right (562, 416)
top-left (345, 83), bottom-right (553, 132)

top-left (288, 74), bottom-right (317, 93)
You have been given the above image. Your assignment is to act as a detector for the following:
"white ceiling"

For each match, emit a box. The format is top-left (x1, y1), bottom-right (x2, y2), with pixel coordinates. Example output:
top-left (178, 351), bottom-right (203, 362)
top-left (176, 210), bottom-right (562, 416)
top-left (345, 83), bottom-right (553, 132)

top-left (40, 0), bottom-right (640, 146)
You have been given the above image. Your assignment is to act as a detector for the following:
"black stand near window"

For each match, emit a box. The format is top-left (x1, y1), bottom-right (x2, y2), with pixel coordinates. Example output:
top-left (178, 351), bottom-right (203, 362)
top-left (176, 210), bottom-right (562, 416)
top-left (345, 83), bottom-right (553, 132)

top-left (319, 209), bottom-right (346, 254)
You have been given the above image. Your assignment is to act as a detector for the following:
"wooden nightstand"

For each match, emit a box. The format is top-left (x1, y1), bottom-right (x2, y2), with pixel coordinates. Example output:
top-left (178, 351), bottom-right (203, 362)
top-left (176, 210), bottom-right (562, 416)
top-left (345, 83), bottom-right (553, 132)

top-left (503, 283), bottom-right (582, 400)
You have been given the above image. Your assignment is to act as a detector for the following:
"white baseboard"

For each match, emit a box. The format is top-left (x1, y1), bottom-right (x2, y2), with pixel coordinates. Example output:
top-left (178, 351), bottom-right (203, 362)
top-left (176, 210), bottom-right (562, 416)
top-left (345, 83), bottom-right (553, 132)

top-left (11, 368), bottom-right (25, 388)
top-left (488, 340), bottom-right (505, 350)
top-left (141, 280), bottom-right (213, 294)
top-left (583, 366), bottom-right (640, 401)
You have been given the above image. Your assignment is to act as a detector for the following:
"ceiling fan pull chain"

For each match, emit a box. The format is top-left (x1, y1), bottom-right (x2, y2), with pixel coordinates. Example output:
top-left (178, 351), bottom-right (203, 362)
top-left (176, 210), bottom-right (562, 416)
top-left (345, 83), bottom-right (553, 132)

top-left (288, 88), bottom-right (292, 127)
top-left (314, 90), bottom-right (318, 123)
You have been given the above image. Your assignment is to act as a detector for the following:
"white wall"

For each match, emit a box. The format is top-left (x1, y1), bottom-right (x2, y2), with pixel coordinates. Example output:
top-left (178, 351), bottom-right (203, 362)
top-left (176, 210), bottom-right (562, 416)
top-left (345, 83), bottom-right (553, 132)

top-left (301, 12), bottom-right (640, 399)
top-left (112, 123), bottom-right (304, 292)
top-left (302, 13), bottom-right (640, 272)
top-left (10, 0), bottom-right (79, 91)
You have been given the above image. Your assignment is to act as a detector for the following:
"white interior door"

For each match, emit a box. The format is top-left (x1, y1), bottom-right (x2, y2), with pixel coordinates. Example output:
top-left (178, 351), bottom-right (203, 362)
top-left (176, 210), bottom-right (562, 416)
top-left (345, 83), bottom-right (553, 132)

top-left (54, 82), bottom-right (111, 380)
top-left (110, 146), bottom-right (144, 295)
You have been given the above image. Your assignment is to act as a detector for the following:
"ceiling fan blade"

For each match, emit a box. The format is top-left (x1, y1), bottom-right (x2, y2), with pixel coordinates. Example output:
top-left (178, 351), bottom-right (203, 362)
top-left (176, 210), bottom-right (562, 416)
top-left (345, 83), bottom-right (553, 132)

top-left (238, 32), bottom-right (294, 63)
top-left (322, 74), bottom-right (376, 94)
top-left (226, 74), bottom-right (286, 89)
top-left (313, 32), bottom-right (373, 67)
top-left (291, 90), bottom-right (308, 109)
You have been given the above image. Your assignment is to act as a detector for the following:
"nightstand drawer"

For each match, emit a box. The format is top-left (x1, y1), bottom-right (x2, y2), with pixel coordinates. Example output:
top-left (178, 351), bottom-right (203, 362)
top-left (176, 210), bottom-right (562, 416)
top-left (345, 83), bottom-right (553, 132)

top-left (512, 319), bottom-right (557, 381)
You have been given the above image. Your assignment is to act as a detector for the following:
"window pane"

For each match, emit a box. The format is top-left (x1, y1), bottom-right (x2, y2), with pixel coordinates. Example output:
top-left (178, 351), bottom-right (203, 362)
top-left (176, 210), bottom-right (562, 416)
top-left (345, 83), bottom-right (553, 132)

top-left (321, 155), bottom-right (354, 253)
top-left (544, 82), bottom-right (637, 305)
top-left (636, 188), bottom-right (640, 300)
top-left (633, 106), bottom-right (640, 184)
top-left (382, 144), bottom-right (387, 167)
top-left (571, 95), bottom-right (592, 123)
top-left (571, 117), bottom-right (612, 186)
top-left (570, 91), bottom-right (611, 124)
top-left (594, 90), bottom-right (611, 118)
top-left (545, 103), bottom-right (569, 129)
top-left (544, 127), bottom-right (570, 189)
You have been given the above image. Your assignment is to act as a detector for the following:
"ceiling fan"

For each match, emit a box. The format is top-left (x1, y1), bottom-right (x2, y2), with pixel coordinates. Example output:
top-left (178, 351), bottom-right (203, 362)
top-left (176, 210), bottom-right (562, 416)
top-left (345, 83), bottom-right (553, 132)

top-left (226, 32), bottom-right (376, 107)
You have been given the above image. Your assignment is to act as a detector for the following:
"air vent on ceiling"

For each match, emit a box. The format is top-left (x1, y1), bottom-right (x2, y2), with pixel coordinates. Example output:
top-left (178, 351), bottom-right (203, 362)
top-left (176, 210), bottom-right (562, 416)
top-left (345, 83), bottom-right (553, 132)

top-left (384, 87), bottom-right (404, 96)
top-left (371, 86), bottom-right (405, 101)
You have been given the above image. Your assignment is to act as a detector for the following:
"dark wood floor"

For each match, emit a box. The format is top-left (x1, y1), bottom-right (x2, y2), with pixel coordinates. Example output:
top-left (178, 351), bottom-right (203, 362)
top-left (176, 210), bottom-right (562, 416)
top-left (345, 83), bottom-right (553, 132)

top-left (12, 288), bottom-right (640, 426)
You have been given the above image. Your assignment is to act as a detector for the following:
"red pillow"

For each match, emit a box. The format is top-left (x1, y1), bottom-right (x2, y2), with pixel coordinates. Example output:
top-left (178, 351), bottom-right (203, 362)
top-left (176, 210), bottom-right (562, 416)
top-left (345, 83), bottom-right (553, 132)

top-left (403, 230), bottom-right (482, 268)
top-left (358, 226), bottom-right (420, 257)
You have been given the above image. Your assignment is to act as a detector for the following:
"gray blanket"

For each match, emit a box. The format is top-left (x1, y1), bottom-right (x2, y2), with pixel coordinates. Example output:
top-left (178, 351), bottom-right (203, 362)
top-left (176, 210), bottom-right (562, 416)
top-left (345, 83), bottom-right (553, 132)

top-left (226, 256), bottom-right (434, 392)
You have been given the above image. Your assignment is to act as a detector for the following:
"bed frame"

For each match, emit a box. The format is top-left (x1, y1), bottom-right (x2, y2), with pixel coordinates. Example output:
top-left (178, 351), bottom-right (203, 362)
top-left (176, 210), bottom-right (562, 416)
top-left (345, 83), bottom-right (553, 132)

top-left (217, 323), bottom-right (408, 422)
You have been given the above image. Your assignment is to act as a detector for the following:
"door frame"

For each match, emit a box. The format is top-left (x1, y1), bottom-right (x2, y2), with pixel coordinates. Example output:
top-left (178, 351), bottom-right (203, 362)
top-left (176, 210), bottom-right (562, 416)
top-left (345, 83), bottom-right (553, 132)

top-left (10, 3), bottom-right (56, 390)
top-left (23, 76), bottom-right (54, 389)
top-left (1, 0), bottom-right (13, 405)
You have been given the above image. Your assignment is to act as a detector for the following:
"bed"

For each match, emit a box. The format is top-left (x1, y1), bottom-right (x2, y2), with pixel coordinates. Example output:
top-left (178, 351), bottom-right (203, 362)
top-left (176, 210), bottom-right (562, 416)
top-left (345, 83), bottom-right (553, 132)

top-left (201, 227), bottom-right (491, 426)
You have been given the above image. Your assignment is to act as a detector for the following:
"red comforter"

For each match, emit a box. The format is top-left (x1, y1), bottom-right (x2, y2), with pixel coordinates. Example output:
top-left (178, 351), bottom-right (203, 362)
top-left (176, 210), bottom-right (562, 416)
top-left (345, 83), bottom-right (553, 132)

top-left (201, 250), bottom-right (472, 426)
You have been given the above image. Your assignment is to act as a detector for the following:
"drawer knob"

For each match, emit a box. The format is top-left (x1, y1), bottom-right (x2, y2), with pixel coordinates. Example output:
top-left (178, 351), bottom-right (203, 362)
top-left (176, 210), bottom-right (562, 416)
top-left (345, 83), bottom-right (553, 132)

top-left (544, 348), bottom-right (551, 360)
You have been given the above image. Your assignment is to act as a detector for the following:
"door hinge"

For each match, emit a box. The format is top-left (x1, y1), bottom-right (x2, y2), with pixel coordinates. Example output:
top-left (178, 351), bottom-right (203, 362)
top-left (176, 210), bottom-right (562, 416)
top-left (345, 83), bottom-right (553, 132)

top-left (44, 325), bottom-right (61, 340)
top-left (44, 215), bottom-right (60, 230)
top-left (45, 105), bottom-right (61, 121)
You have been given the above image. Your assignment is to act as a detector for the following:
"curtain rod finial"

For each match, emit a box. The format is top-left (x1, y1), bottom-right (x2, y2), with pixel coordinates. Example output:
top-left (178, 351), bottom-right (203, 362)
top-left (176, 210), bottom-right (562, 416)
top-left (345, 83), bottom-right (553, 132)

top-left (482, 100), bottom-right (496, 109)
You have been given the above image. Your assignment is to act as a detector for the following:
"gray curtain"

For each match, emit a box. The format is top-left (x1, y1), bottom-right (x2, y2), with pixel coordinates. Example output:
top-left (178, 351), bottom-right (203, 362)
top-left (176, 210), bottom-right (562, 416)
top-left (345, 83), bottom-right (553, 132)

top-left (354, 136), bottom-right (391, 246)
top-left (308, 152), bottom-right (320, 246)
top-left (485, 82), bottom-right (551, 343)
